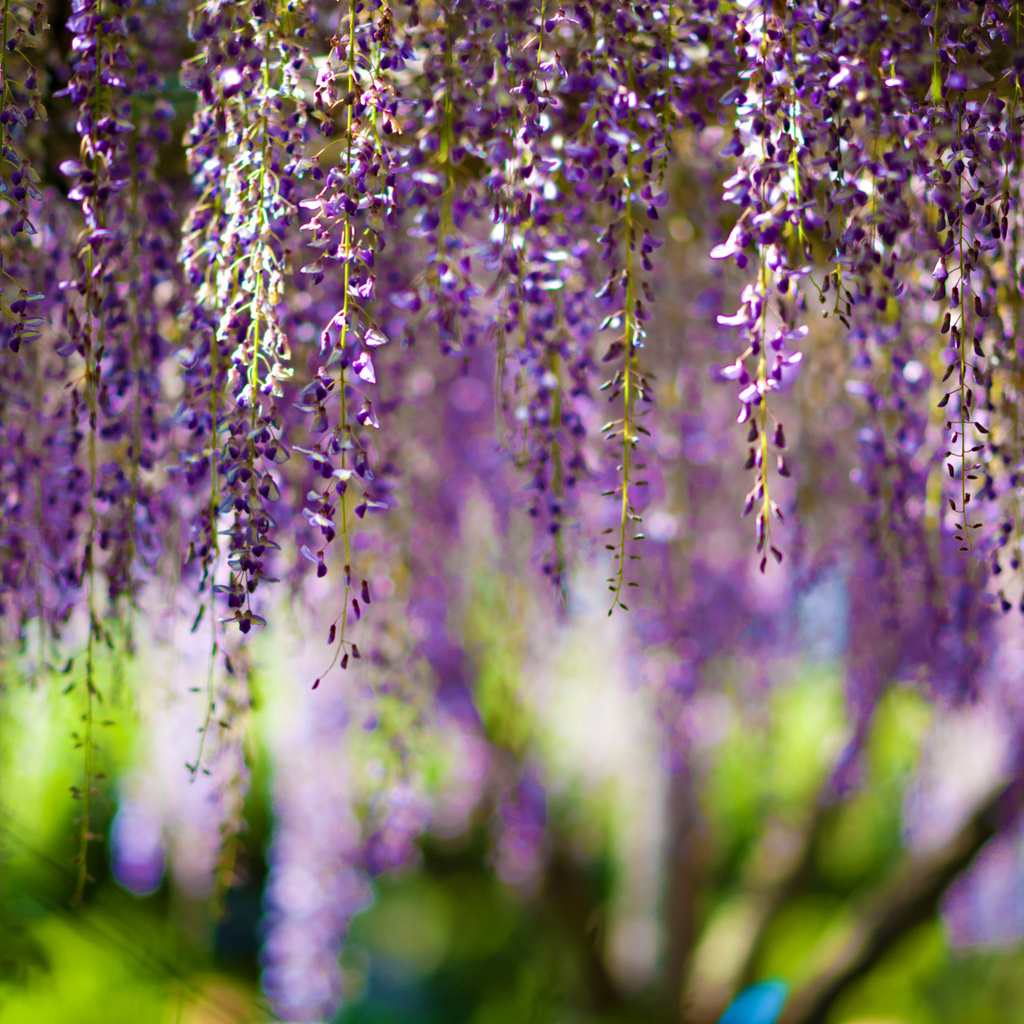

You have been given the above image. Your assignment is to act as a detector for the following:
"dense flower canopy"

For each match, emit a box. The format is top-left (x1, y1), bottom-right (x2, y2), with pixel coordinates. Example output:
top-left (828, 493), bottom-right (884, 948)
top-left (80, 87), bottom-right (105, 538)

top-left (5, 0), bottom-right (1024, 1018)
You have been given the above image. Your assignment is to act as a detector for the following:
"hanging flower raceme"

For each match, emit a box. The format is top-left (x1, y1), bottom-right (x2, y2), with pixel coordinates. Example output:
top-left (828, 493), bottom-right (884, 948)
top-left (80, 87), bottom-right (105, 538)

top-left (0, 0), bottom-right (47, 354)
top-left (292, 0), bottom-right (405, 669)
top-left (0, 0), bottom-right (60, 642)
top-left (710, 0), bottom-right (875, 569)
top-left (565, 2), bottom-right (671, 611)
top-left (0, 200), bottom-right (80, 642)
top-left (46, 0), bottom-right (191, 894)
top-left (180, 0), bottom-right (318, 634)
top-left (394, 0), bottom-right (494, 358)
top-left (478, 1), bottom-right (600, 593)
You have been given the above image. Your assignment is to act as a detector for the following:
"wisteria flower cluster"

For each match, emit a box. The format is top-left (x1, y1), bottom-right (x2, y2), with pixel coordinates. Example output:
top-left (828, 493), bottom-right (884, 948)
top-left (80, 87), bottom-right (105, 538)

top-left (8, 0), bottom-right (1024, 1012)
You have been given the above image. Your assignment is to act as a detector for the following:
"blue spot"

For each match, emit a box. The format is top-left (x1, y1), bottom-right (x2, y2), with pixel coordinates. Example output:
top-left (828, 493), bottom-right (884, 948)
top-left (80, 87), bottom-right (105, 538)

top-left (716, 980), bottom-right (789, 1024)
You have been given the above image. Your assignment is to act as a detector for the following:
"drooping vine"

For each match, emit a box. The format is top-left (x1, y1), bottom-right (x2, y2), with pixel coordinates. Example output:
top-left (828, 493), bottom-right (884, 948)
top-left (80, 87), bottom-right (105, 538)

top-left (6, 4), bottom-right (1024, 955)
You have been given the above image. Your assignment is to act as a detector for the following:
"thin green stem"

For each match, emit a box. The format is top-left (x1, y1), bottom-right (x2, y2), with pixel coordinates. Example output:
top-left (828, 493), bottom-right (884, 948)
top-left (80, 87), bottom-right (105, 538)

top-left (957, 101), bottom-right (971, 548)
top-left (0, 0), bottom-right (10, 195)
top-left (191, 131), bottom-right (226, 782)
top-left (73, 6), bottom-right (109, 904)
top-left (756, 0), bottom-right (773, 561)
top-left (74, 245), bottom-right (100, 907)
top-left (609, 94), bottom-right (638, 615)
top-left (124, 159), bottom-right (143, 645)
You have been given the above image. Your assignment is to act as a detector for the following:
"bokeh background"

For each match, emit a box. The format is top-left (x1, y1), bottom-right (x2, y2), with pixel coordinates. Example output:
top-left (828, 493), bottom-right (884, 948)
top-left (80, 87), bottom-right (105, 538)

top-left (5, 3), bottom-right (1024, 1020)
top-left (2, 560), bottom-right (1024, 1024)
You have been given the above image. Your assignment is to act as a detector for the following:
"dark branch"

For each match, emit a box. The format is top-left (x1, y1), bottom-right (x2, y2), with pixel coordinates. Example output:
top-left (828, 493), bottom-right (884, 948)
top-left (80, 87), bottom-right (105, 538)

top-left (780, 781), bottom-right (1014, 1024)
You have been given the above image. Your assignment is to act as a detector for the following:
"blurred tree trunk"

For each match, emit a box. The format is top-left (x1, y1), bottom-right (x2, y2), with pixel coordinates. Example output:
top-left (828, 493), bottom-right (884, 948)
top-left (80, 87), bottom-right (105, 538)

top-left (781, 782), bottom-right (1014, 1024)
top-left (665, 765), bottom-right (706, 1024)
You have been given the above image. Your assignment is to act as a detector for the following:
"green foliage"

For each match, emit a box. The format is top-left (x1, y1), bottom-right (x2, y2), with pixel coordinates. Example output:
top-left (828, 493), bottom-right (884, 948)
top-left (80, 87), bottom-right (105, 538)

top-left (463, 569), bottom-right (532, 757)
top-left (1, 650), bottom-right (1022, 1024)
